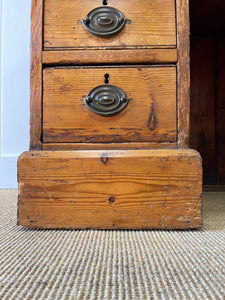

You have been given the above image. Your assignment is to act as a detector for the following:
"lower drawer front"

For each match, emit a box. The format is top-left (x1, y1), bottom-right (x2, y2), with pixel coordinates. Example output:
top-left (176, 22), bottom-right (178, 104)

top-left (43, 67), bottom-right (177, 143)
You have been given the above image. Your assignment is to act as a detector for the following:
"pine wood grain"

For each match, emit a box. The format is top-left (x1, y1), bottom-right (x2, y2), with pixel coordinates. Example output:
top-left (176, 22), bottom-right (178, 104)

top-left (19, 0), bottom-right (203, 230)
top-left (42, 142), bottom-right (177, 150)
top-left (43, 67), bottom-right (177, 143)
top-left (18, 149), bottom-right (202, 229)
top-left (177, 0), bottom-right (190, 148)
top-left (44, 0), bottom-right (176, 49)
top-left (30, 0), bottom-right (43, 149)
top-left (42, 48), bottom-right (178, 65)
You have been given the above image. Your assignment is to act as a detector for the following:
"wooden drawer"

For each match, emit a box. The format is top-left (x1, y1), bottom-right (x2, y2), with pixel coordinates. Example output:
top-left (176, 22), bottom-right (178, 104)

top-left (44, 0), bottom-right (176, 49)
top-left (43, 66), bottom-right (177, 144)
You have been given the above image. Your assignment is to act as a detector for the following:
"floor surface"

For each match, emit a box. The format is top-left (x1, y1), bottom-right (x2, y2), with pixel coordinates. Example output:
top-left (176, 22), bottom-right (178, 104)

top-left (0, 190), bottom-right (225, 300)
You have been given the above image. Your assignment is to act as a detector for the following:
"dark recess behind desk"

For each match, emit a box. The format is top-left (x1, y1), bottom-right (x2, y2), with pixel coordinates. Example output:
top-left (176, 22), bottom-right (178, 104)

top-left (190, 0), bottom-right (225, 186)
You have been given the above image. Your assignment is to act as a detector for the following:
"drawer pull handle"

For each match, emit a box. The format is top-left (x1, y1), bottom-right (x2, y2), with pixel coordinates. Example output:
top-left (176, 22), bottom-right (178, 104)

top-left (82, 7), bottom-right (126, 38)
top-left (84, 84), bottom-right (129, 116)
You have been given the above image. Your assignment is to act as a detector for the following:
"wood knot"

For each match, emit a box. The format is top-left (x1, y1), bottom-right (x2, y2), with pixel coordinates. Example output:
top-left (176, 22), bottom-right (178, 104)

top-left (148, 102), bottom-right (157, 131)
top-left (108, 196), bottom-right (115, 203)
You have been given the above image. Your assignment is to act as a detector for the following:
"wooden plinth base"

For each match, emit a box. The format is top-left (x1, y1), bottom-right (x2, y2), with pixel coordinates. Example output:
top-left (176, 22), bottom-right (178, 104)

top-left (17, 149), bottom-right (202, 229)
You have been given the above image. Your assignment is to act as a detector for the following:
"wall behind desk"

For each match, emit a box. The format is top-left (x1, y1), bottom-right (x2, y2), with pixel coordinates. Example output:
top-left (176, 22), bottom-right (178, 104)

top-left (0, 0), bottom-right (31, 188)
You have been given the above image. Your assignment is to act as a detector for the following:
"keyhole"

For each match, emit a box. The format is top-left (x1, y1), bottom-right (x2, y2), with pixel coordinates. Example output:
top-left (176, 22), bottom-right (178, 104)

top-left (103, 0), bottom-right (107, 5)
top-left (104, 73), bottom-right (109, 84)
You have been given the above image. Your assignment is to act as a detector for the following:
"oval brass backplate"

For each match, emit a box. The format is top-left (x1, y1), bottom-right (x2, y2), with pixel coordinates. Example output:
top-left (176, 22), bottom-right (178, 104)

top-left (84, 84), bottom-right (129, 116)
top-left (82, 7), bottom-right (126, 38)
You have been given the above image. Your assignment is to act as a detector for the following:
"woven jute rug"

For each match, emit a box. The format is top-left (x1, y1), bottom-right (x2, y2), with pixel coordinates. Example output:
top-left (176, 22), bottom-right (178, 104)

top-left (0, 190), bottom-right (225, 300)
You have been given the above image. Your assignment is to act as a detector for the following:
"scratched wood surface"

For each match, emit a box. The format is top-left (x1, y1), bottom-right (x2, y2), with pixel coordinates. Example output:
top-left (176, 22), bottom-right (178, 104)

top-left (42, 142), bottom-right (177, 150)
top-left (42, 48), bottom-right (178, 65)
top-left (44, 0), bottom-right (176, 49)
top-left (177, 0), bottom-right (190, 148)
top-left (18, 149), bottom-right (202, 229)
top-left (43, 67), bottom-right (177, 143)
top-left (30, 0), bottom-right (43, 150)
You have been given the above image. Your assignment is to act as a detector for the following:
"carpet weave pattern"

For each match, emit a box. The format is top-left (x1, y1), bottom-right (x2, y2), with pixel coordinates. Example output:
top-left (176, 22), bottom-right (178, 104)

top-left (0, 190), bottom-right (225, 300)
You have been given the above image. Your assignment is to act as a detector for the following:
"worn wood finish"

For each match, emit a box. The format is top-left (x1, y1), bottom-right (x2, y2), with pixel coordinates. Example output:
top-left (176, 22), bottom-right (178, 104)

top-left (190, 37), bottom-right (217, 184)
top-left (43, 67), bottom-right (177, 143)
top-left (42, 142), bottom-right (177, 150)
top-left (18, 0), bottom-right (202, 229)
top-left (42, 48), bottom-right (178, 65)
top-left (177, 0), bottom-right (190, 148)
top-left (44, 0), bottom-right (176, 49)
top-left (217, 37), bottom-right (225, 184)
top-left (18, 149), bottom-right (202, 229)
top-left (30, 0), bottom-right (43, 150)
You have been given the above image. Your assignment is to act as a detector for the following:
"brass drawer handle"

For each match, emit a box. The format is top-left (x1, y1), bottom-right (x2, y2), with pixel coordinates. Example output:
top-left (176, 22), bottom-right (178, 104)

top-left (84, 84), bottom-right (129, 116)
top-left (82, 7), bottom-right (126, 38)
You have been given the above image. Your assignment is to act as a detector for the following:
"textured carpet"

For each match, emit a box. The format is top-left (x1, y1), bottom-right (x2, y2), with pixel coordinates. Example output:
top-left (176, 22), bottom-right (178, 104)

top-left (0, 190), bottom-right (225, 300)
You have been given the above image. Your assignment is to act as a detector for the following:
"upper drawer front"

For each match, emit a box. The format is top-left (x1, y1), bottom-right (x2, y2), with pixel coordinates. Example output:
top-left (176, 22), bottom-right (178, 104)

top-left (43, 67), bottom-right (177, 143)
top-left (44, 0), bottom-right (176, 49)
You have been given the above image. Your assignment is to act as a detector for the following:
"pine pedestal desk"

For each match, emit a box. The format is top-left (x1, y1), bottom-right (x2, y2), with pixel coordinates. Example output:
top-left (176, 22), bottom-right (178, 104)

top-left (18, 0), bottom-right (202, 229)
